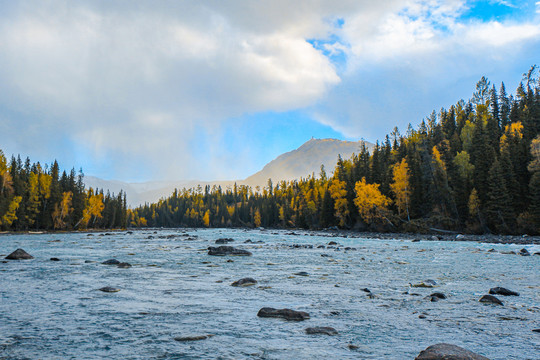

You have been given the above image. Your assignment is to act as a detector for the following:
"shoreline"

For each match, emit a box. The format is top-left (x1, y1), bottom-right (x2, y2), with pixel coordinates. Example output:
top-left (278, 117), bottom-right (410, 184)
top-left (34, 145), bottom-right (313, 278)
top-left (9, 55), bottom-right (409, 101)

top-left (1, 227), bottom-right (539, 245)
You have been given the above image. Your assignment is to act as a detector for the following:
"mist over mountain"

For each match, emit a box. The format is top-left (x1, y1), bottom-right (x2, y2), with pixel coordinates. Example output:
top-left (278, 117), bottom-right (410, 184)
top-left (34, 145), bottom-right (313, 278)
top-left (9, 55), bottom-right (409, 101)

top-left (84, 138), bottom-right (373, 207)
top-left (244, 138), bottom-right (373, 185)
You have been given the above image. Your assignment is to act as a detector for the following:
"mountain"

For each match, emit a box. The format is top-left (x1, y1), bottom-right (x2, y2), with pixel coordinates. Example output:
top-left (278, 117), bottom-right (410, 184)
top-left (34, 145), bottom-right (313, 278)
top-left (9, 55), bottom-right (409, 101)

top-left (243, 138), bottom-right (372, 186)
top-left (84, 138), bottom-right (373, 207)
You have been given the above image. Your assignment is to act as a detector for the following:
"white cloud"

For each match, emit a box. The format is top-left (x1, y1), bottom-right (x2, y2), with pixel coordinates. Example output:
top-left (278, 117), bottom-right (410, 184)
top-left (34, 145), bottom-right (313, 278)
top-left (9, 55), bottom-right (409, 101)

top-left (0, 0), bottom-right (539, 180)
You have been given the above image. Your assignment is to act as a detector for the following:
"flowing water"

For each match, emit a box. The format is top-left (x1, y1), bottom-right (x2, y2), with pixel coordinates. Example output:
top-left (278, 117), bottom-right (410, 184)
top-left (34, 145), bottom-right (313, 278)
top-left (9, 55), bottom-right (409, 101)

top-left (0, 229), bottom-right (539, 359)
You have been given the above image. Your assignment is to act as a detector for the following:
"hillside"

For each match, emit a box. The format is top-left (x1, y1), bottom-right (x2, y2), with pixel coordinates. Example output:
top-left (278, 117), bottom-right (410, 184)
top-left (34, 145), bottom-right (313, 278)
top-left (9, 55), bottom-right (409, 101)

top-left (243, 138), bottom-right (373, 186)
top-left (85, 138), bottom-right (372, 206)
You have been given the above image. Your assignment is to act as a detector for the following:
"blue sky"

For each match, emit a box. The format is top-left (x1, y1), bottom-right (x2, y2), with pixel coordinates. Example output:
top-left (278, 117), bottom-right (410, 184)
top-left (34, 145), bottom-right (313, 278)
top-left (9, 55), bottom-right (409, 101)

top-left (0, 0), bottom-right (539, 182)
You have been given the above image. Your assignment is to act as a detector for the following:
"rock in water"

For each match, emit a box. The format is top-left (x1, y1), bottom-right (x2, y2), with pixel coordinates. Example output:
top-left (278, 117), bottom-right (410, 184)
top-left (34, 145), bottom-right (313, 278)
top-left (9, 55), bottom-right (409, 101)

top-left (207, 246), bottom-right (252, 256)
top-left (5, 249), bottom-right (34, 260)
top-left (430, 292), bottom-right (446, 299)
top-left (215, 238), bottom-right (234, 244)
top-left (98, 286), bottom-right (121, 293)
top-left (174, 334), bottom-right (214, 341)
top-left (411, 279), bottom-right (437, 288)
top-left (479, 294), bottom-right (503, 305)
top-left (117, 262), bottom-right (132, 268)
top-left (231, 278), bottom-right (257, 287)
top-left (102, 259), bottom-right (120, 265)
top-left (489, 287), bottom-right (519, 296)
top-left (305, 327), bottom-right (338, 335)
top-left (519, 248), bottom-right (530, 256)
top-left (257, 307), bottom-right (310, 321)
top-left (50, 257), bottom-right (61, 261)
top-left (415, 343), bottom-right (490, 360)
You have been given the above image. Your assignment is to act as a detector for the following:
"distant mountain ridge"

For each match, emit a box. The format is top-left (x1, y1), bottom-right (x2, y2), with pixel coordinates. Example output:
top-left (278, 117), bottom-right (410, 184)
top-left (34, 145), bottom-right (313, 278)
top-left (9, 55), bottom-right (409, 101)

top-left (84, 138), bottom-right (373, 207)
top-left (243, 138), bottom-right (372, 186)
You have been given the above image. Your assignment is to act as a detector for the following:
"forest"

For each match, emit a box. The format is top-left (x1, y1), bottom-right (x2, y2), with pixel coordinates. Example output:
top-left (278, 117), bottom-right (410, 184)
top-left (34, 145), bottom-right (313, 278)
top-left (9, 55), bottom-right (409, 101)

top-left (0, 155), bottom-right (127, 231)
top-left (130, 67), bottom-right (540, 234)
top-left (1, 67), bottom-right (539, 234)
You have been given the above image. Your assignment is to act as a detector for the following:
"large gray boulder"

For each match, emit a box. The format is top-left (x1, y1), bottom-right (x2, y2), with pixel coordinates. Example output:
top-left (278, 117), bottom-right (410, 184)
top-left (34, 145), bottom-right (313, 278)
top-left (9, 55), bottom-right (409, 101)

top-left (489, 287), bottom-right (519, 296)
top-left (415, 343), bottom-right (490, 360)
top-left (257, 307), bottom-right (310, 321)
top-left (5, 249), bottom-right (34, 260)
top-left (207, 246), bottom-right (252, 256)
top-left (231, 278), bottom-right (257, 287)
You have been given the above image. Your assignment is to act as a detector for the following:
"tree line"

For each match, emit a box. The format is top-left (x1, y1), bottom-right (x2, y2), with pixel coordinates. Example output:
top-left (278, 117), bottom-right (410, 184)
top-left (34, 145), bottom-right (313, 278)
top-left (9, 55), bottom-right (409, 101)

top-left (0, 154), bottom-right (127, 231)
top-left (130, 66), bottom-right (540, 234)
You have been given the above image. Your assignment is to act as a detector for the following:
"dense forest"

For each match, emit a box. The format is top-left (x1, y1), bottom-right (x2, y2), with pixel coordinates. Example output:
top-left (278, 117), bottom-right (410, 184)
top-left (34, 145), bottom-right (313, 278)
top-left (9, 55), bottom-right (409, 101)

top-left (1, 68), bottom-right (539, 234)
top-left (131, 67), bottom-right (540, 234)
top-left (0, 154), bottom-right (127, 231)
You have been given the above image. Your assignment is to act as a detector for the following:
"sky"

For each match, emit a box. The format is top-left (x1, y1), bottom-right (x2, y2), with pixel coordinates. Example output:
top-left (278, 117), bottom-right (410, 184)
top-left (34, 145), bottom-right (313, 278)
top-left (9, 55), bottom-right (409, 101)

top-left (0, 0), bottom-right (539, 182)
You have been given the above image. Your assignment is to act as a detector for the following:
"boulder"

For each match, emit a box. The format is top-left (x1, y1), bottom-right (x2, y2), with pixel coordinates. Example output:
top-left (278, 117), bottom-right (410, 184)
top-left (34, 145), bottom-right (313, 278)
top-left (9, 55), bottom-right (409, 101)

top-left (207, 246), bottom-right (252, 256)
top-left (479, 294), bottom-right (503, 305)
top-left (102, 259), bottom-right (120, 265)
top-left (5, 249), bottom-right (34, 260)
top-left (231, 277), bottom-right (257, 287)
top-left (489, 287), bottom-right (519, 296)
top-left (98, 286), bottom-right (121, 293)
top-left (305, 327), bottom-right (338, 335)
top-left (519, 248), bottom-right (530, 256)
top-left (415, 343), bottom-right (490, 360)
top-left (257, 307), bottom-right (310, 321)
top-left (426, 292), bottom-right (446, 302)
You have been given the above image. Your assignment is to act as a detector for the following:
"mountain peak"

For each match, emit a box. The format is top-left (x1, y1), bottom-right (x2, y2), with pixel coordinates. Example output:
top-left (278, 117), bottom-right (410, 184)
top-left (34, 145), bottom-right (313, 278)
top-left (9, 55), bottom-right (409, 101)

top-left (244, 138), bottom-right (373, 185)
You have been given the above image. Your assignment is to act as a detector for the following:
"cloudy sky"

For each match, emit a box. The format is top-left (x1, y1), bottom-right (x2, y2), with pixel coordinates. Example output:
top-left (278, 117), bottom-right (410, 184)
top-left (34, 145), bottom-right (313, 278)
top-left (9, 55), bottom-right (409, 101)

top-left (1, 0), bottom-right (539, 182)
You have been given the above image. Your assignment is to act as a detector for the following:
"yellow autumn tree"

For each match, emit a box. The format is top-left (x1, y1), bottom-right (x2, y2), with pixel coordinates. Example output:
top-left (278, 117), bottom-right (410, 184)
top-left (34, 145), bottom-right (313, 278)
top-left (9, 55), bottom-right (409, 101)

top-left (390, 159), bottom-right (410, 220)
top-left (0, 150), bottom-right (13, 196)
top-left (528, 135), bottom-right (540, 172)
top-left (203, 209), bottom-right (210, 227)
top-left (1, 196), bottom-right (22, 227)
top-left (354, 177), bottom-right (391, 224)
top-left (468, 188), bottom-right (480, 218)
top-left (78, 190), bottom-right (104, 228)
top-left (52, 191), bottom-right (73, 229)
top-left (254, 208), bottom-right (262, 227)
top-left (329, 178), bottom-right (349, 227)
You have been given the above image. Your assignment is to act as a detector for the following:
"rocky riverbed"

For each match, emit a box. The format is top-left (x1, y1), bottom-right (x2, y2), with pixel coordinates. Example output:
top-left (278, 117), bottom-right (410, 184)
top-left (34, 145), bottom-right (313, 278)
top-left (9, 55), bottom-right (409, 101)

top-left (0, 228), bottom-right (538, 359)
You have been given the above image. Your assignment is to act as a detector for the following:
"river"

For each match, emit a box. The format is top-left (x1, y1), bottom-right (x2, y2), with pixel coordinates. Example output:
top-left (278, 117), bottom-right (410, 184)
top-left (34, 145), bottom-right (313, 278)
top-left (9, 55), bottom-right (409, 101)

top-left (1, 229), bottom-right (539, 359)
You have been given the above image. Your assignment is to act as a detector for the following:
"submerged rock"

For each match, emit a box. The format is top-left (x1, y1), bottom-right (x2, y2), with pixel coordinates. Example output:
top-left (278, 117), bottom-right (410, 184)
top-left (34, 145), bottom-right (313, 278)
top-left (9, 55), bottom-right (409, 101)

top-left (294, 271), bottom-right (309, 276)
top-left (207, 246), bottom-right (252, 256)
top-left (479, 294), bottom-right (503, 305)
top-left (5, 249), bottom-right (34, 260)
top-left (174, 334), bottom-right (214, 341)
top-left (98, 286), bottom-right (121, 293)
top-left (117, 262), bottom-right (132, 268)
top-left (411, 279), bottom-right (437, 288)
top-left (231, 277), bottom-right (257, 287)
top-left (215, 238), bottom-right (234, 244)
top-left (415, 343), bottom-right (490, 360)
top-left (305, 327), bottom-right (338, 335)
top-left (489, 287), bottom-right (519, 296)
top-left (257, 307), bottom-right (310, 321)
top-left (102, 259), bottom-right (120, 265)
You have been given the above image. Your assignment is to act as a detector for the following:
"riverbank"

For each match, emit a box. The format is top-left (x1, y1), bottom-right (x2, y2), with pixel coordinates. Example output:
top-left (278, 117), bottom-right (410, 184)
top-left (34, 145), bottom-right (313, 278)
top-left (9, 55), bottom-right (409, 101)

top-left (2, 227), bottom-right (540, 245)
